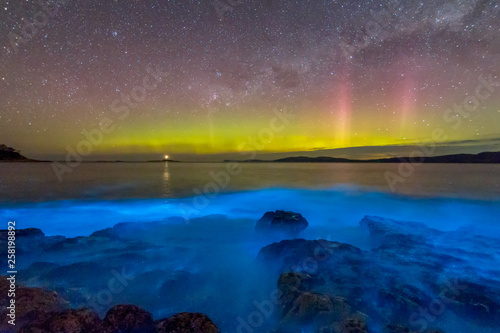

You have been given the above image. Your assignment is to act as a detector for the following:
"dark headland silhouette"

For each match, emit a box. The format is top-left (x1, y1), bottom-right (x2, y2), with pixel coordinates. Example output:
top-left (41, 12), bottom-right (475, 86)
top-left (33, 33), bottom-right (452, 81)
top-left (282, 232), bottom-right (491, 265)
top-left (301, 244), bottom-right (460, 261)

top-left (0, 144), bottom-right (34, 162)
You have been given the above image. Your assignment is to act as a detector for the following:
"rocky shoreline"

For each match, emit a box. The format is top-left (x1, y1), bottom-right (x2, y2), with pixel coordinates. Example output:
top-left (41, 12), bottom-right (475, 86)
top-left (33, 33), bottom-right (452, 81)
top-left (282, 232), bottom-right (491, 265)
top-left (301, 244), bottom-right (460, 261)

top-left (0, 278), bottom-right (219, 333)
top-left (1, 212), bottom-right (499, 332)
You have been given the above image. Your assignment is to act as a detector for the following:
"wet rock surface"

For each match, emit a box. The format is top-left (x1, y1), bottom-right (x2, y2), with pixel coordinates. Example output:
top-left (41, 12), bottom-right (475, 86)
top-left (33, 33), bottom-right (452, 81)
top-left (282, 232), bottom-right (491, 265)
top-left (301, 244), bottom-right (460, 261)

top-left (19, 308), bottom-right (101, 333)
top-left (255, 210), bottom-right (309, 236)
top-left (100, 304), bottom-right (154, 333)
top-left (0, 276), bottom-right (69, 332)
top-left (155, 312), bottom-right (220, 333)
top-left (258, 216), bottom-right (500, 332)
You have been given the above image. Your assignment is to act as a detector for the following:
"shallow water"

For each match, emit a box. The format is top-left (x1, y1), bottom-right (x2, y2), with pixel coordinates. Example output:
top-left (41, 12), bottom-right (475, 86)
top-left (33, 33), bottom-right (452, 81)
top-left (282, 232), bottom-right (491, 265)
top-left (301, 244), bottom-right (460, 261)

top-left (1, 187), bottom-right (500, 240)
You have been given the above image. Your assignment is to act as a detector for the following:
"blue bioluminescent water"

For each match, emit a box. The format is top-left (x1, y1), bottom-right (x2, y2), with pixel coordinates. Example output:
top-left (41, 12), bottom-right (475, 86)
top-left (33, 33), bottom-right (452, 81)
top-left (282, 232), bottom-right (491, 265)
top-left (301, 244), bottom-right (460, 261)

top-left (2, 187), bottom-right (499, 238)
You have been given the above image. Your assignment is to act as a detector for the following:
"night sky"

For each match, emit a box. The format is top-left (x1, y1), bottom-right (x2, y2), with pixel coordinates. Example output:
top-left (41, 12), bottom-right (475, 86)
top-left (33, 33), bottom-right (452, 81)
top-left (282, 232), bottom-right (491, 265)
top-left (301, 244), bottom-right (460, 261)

top-left (1, 0), bottom-right (499, 161)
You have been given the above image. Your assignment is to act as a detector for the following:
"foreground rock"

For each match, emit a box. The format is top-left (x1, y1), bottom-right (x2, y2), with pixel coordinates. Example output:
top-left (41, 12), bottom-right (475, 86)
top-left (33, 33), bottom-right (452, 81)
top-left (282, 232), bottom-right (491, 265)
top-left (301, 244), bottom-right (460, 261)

top-left (19, 308), bottom-right (101, 333)
top-left (0, 277), bottom-right (221, 333)
top-left (155, 312), bottom-right (220, 333)
top-left (100, 304), bottom-right (154, 333)
top-left (255, 210), bottom-right (309, 236)
top-left (0, 276), bottom-right (69, 332)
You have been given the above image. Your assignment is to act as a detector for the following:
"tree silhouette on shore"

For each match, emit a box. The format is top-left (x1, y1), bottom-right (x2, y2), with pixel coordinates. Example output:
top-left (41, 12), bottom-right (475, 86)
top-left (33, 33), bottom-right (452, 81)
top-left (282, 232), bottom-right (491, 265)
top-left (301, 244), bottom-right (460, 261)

top-left (0, 144), bottom-right (28, 160)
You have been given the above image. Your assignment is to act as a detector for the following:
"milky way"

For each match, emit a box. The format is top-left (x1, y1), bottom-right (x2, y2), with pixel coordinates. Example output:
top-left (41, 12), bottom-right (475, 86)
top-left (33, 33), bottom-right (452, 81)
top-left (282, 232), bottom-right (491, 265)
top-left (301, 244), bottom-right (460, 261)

top-left (1, 0), bottom-right (499, 160)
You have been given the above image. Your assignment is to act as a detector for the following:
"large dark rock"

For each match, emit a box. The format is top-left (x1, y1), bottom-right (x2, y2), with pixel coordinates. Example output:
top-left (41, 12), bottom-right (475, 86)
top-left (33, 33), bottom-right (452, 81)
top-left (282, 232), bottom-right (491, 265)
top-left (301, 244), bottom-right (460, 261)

top-left (100, 304), bottom-right (154, 333)
top-left (255, 210), bottom-right (309, 236)
top-left (155, 312), bottom-right (220, 333)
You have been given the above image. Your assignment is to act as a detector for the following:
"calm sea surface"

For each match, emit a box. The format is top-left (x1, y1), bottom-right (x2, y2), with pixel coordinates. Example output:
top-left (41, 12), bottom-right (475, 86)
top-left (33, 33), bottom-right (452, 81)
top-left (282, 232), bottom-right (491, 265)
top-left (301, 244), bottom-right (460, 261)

top-left (1, 162), bottom-right (500, 203)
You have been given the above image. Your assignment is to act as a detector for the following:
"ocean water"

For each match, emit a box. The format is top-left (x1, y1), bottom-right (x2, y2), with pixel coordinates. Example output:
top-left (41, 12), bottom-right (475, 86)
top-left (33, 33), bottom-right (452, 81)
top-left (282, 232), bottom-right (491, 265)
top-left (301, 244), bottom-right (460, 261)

top-left (2, 162), bottom-right (500, 203)
top-left (1, 162), bottom-right (500, 332)
top-left (1, 162), bottom-right (499, 237)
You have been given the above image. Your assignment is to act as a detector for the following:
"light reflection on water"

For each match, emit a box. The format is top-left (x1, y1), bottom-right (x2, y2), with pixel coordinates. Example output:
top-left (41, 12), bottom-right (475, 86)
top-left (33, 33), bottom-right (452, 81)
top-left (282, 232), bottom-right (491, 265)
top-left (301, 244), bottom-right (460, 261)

top-left (162, 162), bottom-right (171, 195)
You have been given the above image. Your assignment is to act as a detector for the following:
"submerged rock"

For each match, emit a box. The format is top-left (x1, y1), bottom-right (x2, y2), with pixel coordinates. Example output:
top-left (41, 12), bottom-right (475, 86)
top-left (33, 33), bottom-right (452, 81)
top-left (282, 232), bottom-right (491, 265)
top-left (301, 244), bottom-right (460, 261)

top-left (318, 317), bottom-right (368, 333)
top-left (259, 215), bottom-right (500, 331)
top-left (338, 317), bottom-right (368, 333)
top-left (444, 279), bottom-right (500, 326)
top-left (276, 272), bottom-right (351, 332)
top-left (385, 324), bottom-right (444, 333)
top-left (155, 312), bottom-right (220, 333)
top-left (385, 324), bottom-right (410, 333)
top-left (283, 292), bottom-right (349, 323)
top-left (0, 228), bottom-right (56, 258)
top-left (258, 238), bottom-right (365, 276)
top-left (255, 210), bottom-right (309, 236)
top-left (0, 228), bottom-right (44, 239)
top-left (89, 227), bottom-right (118, 239)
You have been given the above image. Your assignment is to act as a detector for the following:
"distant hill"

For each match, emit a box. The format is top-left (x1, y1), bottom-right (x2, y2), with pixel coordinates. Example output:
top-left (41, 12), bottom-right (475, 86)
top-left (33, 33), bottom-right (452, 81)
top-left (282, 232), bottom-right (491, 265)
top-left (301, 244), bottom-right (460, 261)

top-left (274, 156), bottom-right (355, 163)
top-left (234, 152), bottom-right (500, 163)
top-left (369, 152), bottom-right (500, 163)
top-left (224, 156), bottom-right (357, 163)
top-left (370, 152), bottom-right (500, 163)
top-left (0, 144), bottom-right (33, 161)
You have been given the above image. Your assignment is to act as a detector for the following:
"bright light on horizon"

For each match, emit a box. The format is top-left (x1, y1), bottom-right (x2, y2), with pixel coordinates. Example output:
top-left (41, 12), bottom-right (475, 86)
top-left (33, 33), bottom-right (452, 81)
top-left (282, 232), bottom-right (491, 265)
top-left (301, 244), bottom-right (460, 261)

top-left (164, 155), bottom-right (169, 160)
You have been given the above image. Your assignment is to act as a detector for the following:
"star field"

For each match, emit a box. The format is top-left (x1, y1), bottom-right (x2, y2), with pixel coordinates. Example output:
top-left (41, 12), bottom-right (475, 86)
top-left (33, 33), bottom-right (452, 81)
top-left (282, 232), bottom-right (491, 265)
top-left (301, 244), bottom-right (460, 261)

top-left (1, 0), bottom-right (499, 159)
